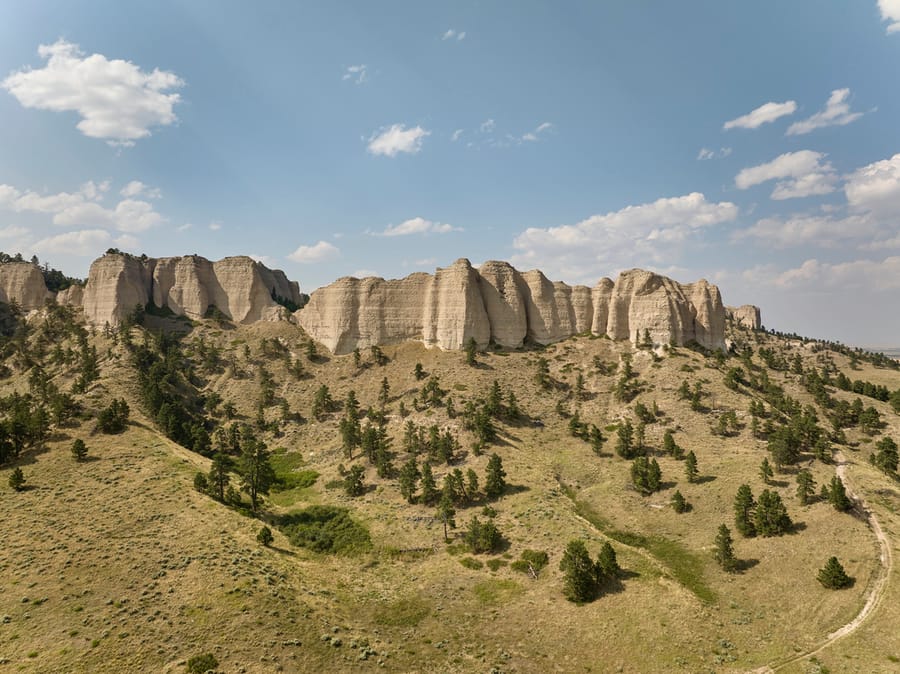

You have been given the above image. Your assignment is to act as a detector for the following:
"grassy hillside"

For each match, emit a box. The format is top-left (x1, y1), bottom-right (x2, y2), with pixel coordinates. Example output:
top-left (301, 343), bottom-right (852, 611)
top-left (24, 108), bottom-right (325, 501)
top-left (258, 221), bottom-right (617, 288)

top-left (1, 305), bottom-right (899, 673)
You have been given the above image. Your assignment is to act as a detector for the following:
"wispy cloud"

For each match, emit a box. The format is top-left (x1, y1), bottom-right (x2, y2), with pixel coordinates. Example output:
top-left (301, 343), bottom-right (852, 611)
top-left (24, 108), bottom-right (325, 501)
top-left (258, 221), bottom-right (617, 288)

top-left (786, 88), bottom-right (864, 135)
top-left (342, 64), bottom-right (368, 84)
top-left (379, 217), bottom-right (462, 237)
top-left (367, 124), bottom-right (430, 157)
top-left (697, 147), bottom-right (732, 160)
top-left (2, 39), bottom-right (183, 147)
top-left (451, 129), bottom-right (463, 142)
top-left (723, 100), bottom-right (797, 130)
top-left (735, 150), bottom-right (837, 199)
top-left (522, 121), bottom-right (553, 142)
top-left (288, 240), bottom-right (340, 263)
top-left (120, 180), bottom-right (161, 199)
top-left (442, 29), bottom-right (466, 41)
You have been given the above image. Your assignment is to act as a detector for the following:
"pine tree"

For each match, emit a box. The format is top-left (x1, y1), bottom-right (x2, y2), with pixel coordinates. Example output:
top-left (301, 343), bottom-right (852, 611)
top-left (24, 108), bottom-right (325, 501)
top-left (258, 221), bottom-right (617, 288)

top-left (560, 540), bottom-right (597, 602)
top-left (796, 469), bottom-right (815, 506)
top-left (464, 337), bottom-right (478, 366)
top-left (589, 425), bottom-right (604, 455)
top-left (754, 489), bottom-right (792, 537)
top-left (734, 484), bottom-right (756, 537)
top-left (70, 438), bottom-right (88, 461)
top-left (436, 491), bottom-right (456, 541)
top-left (671, 490), bottom-right (690, 513)
top-left (663, 429), bottom-right (677, 456)
top-left (714, 524), bottom-right (737, 572)
top-left (256, 525), bottom-right (274, 547)
top-left (8, 466), bottom-right (25, 491)
top-left (828, 476), bottom-right (852, 512)
top-left (631, 456), bottom-right (661, 495)
top-left (684, 451), bottom-right (699, 483)
top-left (420, 462), bottom-right (438, 505)
top-left (398, 458), bottom-right (420, 503)
top-left (759, 457), bottom-right (774, 485)
top-left (414, 362), bottom-right (425, 380)
top-left (344, 464), bottom-right (366, 497)
top-left (484, 453), bottom-right (506, 499)
top-left (239, 432), bottom-right (276, 511)
top-left (535, 357), bottom-right (551, 390)
top-left (207, 452), bottom-right (231, 501)
top-left (817, 556), bottom-right (852, 589)
top-left (616, 419), bottom-right (634, 459)
top-left (595, 542), bottom-right (620, 580)
top-left (466, 468), bottom-right (479, 498)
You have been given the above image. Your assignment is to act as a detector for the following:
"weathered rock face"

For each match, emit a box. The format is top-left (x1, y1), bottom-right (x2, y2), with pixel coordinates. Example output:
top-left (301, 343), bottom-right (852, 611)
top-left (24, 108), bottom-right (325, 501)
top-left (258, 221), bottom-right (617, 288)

top-left (0, 262), bottom-right (52, 309)
top-left (298, 261), bottom-right (728, 353)
top-left (56, 284), bottom-right (84, 307)
top-left (80, 253), bottom-right (302, 326)
top-left (727, 304), bottom-right (762, 330)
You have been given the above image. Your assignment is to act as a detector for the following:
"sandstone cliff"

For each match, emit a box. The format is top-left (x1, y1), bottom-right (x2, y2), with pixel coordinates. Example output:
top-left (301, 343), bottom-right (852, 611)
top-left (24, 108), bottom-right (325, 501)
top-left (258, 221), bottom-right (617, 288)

top-left (727, 304), bottom-right (762, 330)
top-left (0, 262), bottom-right (52, 310)
top-left (81, 253), bottom-right (303, 325)
top-left (298, 260), bottom-right (728, 354)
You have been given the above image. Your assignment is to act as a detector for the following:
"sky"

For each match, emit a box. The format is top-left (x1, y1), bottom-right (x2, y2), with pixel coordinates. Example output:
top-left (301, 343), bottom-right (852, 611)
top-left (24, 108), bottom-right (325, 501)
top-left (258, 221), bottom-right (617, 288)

top-left (1, 1), bottom-right (899, 346)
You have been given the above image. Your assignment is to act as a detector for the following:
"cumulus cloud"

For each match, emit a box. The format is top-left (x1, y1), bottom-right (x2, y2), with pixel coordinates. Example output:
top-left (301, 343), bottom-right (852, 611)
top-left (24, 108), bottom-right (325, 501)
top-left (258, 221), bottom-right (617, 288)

top-left (844, 153), bottom-right (900, 217)
top-left (379, 217), bottom-right (461, 236)
top-left (288, 240), bottom-right (340, 263)
top-left (734, 150), bottom-right (837, 199)
top-left (511, 192), bottom-right (738, 283)
top-left (367, 124), bottom-right (430, 157)
top-left (32, 229), bottom-right (137, 256)
top-left (120, 180), bottom-right (161, 199)
top-left (342, 64), bottom-right (367, 84)
top-left (764, 256), bottom-right (900, 291)
top-left (0, 180), bottom-right (165, 232)
top-left (879, 0), bottom-right (900, 33)
top-left (786, 89), bottom-right (864, 136)
top-left (732, 211), bottom-right (875, 248)
top-left (1, 39), bottom-right (184, 147)
top-left (723, 100), bottom-right (797, 130)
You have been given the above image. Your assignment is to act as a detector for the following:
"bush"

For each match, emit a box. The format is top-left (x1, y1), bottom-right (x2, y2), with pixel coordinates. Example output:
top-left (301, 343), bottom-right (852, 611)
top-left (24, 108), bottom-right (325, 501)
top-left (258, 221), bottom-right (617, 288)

top-left (186, 653), bottom-right (219, 673)
top-left (257, 525), bottom-right (274, 547)
top-left (71, 439), bottom-right (88, 461)
top-left (193, 472), bottom-right (208, 493)
top-left (279, 505), bottom-right (371, 554)
top-left (96, 398), bottom-right (129, 434)
top-left (511, 549), bottom-right (550, 577)
top-left (463, 516), bottom-right (503, 554)
top-left (460, 557), bottom-right (484, 570)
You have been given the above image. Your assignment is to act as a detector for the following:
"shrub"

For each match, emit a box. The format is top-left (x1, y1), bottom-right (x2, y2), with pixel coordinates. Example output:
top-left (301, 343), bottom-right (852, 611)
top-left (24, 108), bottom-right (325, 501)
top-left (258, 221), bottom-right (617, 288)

top-left (70, 439), bottom-right (88, 461)
top-left (257, 525), bottom-right (273, 547)
top-left (279, 505), bottom-right (371, 554)
top-left (186, 653), bottom-right (219, 673)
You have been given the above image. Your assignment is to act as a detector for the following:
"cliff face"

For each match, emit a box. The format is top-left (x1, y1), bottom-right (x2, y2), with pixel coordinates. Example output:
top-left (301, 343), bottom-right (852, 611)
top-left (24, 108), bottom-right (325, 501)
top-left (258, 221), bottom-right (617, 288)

top-left (0, 262), bottom-right (52, 309)
top-left (298, 260), bottom-right (728, 354)
top-left (727, 304), bottom-right (762, 330)
top-left (80, 253), bottom-right (303, 325)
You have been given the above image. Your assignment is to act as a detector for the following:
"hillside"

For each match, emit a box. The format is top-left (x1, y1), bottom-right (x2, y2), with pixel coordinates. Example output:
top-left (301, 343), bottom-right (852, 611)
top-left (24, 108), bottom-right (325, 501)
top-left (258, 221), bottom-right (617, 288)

top-left (1, 302), bottom-right (899, 673)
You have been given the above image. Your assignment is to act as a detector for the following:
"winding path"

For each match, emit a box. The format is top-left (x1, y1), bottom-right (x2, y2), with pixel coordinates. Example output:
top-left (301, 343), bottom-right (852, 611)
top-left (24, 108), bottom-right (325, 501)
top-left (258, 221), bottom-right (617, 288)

top-left (757, 451), bottom-right (893, 672)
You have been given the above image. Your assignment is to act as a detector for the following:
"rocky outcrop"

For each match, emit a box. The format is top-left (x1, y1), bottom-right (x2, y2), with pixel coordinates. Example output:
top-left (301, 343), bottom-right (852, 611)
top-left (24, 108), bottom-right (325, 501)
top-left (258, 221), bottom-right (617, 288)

top-left (80, 253), bottom-right (302, 326)
top-left (298, 260), bottom-right (728, 354)
top-left (0, 262), bottom-right (52, 309)
top-left (727, 304), bottom-right (762, 330)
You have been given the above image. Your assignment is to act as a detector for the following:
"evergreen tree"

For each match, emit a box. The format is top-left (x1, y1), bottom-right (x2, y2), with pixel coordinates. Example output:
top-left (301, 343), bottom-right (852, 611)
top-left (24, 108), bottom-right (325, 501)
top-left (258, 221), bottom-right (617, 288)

top-left (754, 489), bottom-right (792, 537)
top-left (560, 539), bottom-right (597, 602)
top-left (828, 476), bottom-right (852, 512)
top-left (239, 432), bottom-right (276, 511)
top-left (589, 425), bottom-right (604, 455)
top-left (8, 466), bottom-right (25, 491)
top-left (193, 472), bottom-right (208, 493)
top-left (759, 457), bottom-right (774, 484)
top-left (484, 453), bottom-right (507, 499)
top-left (714, 524), bottom-right (737, 572)
top-left (463, 516), bottom-right (502, 553)
top-left (616, 419), bottom-right (635, 459)
top-left (398, 458), bottom-right (420, 503)
top-left (344, 464), bottom-right (366, 497)
top-left (734, 484), bottom-right (757, 537)
top-left (466, 468), bottom-right (479, 498)
top-left (464, 337), bottom-right (478, 366)
top-left (353, 347), bottom-right (361, 369)
top-left (663, 429), bottom-right (677, 456)
top-left (436, 491), bottom-right (457, 541)
top-left (872, 436), bottom-right (899, 474)
top-left (796, 469), bottom-right (815, 506)
top-left (414, 362), bottom-right (425, 380)
top-left (817, 556), bottom-right (853, 589)
top-left (671, 490), bottom-right (690, 513)
top-left (631, 456), bottom-right (661, 495)
top-left (420, 462), bottom-right (438, 505)
top-left (535, 357), bottom-right (551, 389)
top-left (684, 451), bottom-right (699, 483)
top-left (207, 452), bottom-right (231, 501)
top-left (595, 542), bottom-right (620, 580)
top-left (256, 525), bottom-right (273, 547)
top-left (70, 438), bottom-right (88, 461)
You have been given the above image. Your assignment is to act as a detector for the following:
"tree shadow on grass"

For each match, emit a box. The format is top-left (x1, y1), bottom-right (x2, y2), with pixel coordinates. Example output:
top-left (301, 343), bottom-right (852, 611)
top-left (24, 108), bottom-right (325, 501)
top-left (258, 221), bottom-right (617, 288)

top-left (788, 521), bottom-right (807, 534)
top-left (734, 558), bottom-right (759, 573)
top-left (694, 474), bottom-right (717, 484)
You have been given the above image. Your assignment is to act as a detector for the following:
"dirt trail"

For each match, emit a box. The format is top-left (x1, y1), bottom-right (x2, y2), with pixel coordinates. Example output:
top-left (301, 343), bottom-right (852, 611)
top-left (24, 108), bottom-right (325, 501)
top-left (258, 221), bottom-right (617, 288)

top-left (754, 451), bottom-right (893, 673)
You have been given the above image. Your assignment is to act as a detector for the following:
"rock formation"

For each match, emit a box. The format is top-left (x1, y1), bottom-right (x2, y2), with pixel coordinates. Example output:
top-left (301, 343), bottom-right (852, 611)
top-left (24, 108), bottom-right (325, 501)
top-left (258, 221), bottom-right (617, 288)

top-left (298, 259), bottom-right (728, 354)
top-left (727, 304), bottom-right (762, 330)
top-left (0, 262), bottom-right (52, 309)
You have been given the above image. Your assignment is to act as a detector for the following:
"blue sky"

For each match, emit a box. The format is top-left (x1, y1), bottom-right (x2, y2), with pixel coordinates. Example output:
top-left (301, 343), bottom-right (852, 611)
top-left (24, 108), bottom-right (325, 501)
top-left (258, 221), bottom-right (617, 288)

top-left (1, 1), bottom-right (900, 345)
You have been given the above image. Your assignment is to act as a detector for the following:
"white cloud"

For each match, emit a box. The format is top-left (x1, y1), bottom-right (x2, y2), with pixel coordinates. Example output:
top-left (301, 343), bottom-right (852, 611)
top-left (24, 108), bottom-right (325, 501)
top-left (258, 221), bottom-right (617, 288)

top-left (522, 121), bottom-right (553, 142)
top-left (380, 217), bottom-right (462, 237)
top-left (786, 89), bottom-right (864, 136)
top-left (697, 147), bottom-right (732, 161)
top-left (33, 229), bottom-right (113, 256)
top-left (176, 223), bottom-right (192, 232)
top-left (879, 0), bottom-right (900, 33)
top-left (120, 180), bottom-right (161, 199)
top-left (732, 211), bottom-right (875, 248)
top-left (723, 100), bottom-right (797, 130)
top-left (288, 240), bottom-right (340, 263)
top-left (479, 118), bottom-right (496, 133)
top-left (0, 180), bottom-right (165, 231)
top-left (249, 253), bottom-right (276, 267)
top-left (766, 256), bottom-right (900, 291)
top-left (844, 153), bottom-right (900, 217)
top-left (442, 29), bottom-right (466, 41)
top-left (367, 124), bottom-right (430, 157)
top-left (734, 150), bottom-right (837, 199)
top-left (511, 192), bottom-right (738, 283)
top-left (209, 222), bottom-right (222, 231)
top-left (451, 129), bottom-right (463, 142)
top-left (342, 64), bottom-right (368, 84)
top-left (1, 39), bottom-right (183, 146)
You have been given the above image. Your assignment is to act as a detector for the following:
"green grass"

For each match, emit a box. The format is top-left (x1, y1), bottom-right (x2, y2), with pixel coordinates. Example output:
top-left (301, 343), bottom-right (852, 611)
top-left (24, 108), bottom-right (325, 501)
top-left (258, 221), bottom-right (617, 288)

top-left (373, 596), bottom-right (430, 627)
top-left (563, 486), bottom-right (716, 604)
top-left (472, 579), bottom-right (523, 605)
